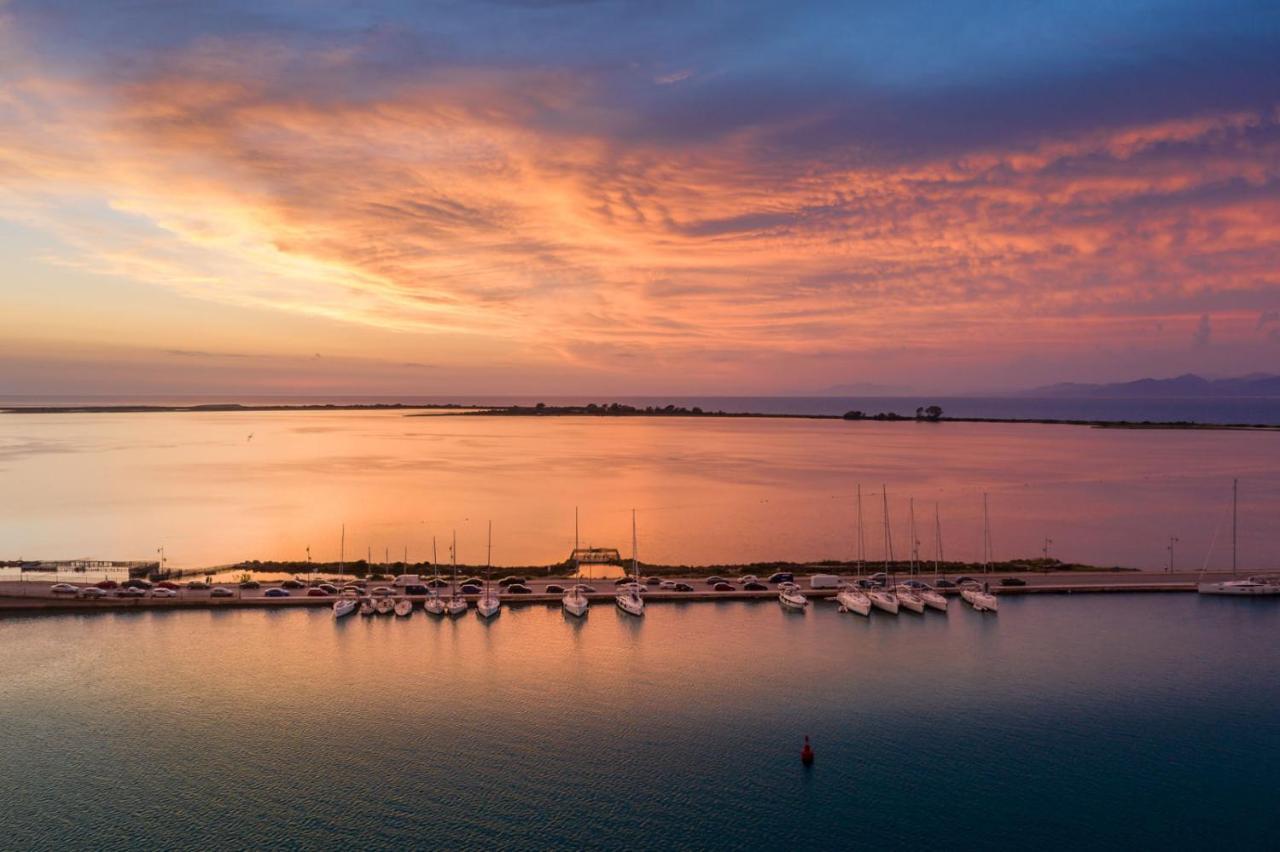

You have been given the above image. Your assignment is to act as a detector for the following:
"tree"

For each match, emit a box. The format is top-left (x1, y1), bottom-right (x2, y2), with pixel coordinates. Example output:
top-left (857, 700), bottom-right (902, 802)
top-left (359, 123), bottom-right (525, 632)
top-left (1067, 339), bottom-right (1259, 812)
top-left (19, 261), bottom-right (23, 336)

top-left (842, 410), bottom-right (865, 420)
top-left (925, 405), bottom-right (943, 421)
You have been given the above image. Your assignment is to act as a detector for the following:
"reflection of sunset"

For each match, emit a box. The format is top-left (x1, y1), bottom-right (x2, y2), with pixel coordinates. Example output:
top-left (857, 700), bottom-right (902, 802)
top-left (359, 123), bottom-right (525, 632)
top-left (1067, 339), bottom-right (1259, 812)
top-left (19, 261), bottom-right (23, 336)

top-left (2, 4), bottom-right (1278, 393)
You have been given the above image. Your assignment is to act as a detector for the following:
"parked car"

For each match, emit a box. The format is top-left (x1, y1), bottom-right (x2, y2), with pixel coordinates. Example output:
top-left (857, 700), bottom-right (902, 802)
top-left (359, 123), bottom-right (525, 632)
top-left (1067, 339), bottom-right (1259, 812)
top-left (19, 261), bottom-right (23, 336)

top-left (186, 581), bottom-right (210, 590)
top-left (740, 575), bottom-right (760, 585)
top-left (370, 586), bottom-right (394, 596)
top-left (869, 572), bottom-right (889, 584)
top-left (281, 579), bottom-right (306, 590)
top-left (95, 580), bottom-right (119, 590)
top-left (856, 578), bottom-right (877, 589)
top-left (1000, 577), bottom-right (1027, 587)
top-left (239, 580), bottom-right (261, 589)
top-left (935, 579), bottom-right (958, 589)
top-left (743, 582), bottom-right (769, 591)
top-left (614, 577), bottom-right (634, 586)
top-left (575, 584), bottom-right (598, 593)
top-left (673, 583), bottom-right (695, 592)
top-left (644, 577), bottom-right (662, 586)
top-left (497, 576), bottom-right (527, 587)
top-left (317, 583), bottom-right (338, 594)
top-left (117, 587), bottom-right (146, 598)
top-left (151, 588), bottom-right (177, 598)
top-left (545, 584), bottom-right (566, 594)
top-left (713, 582), bottom-right (734, 592)
top-left (954, 576), bottom-right (978, 586)
top-left (705, 576), bottom-right (726, 585)
top-left (766, 572), bottom-right (794, 584)
top-left (122, 578), bottom-right (153, 589)
top-left (659, 580), bottom-right (677, 590)
top-left (460, 584), bottom-right (483, 595)
top-left (264, 588), bottom-right (290, 597)
top-left (157, 581), bottom-right (180, 590)
top-left (464, 577), bottom-right (485, 587)
top-left (306, 588), bottom-right (331, 597)
top-left (210, 587), bottom-right (234, 598)
top-left (50, 583), bottom-right (79, 594)
top-left (403, 584), bottom-right (428, 596)
top-left (505, 584), bottom-right (533, 594)
top-left (79, 587), bottom-right (107, 599)
top-left (426, 577), bottom-right (448, 588)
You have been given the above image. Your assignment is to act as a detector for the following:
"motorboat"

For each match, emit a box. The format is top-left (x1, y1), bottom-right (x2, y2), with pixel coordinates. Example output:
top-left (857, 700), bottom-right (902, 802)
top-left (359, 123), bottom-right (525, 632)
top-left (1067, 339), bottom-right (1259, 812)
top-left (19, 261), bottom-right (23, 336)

top-left (1198, 576), bottom-right (1280, 596)
top-left (868, 586), bottom-right (899, 615)
top-left (394, 598), bottom-right (413, 617)
top-left (960, 581), bottom-right (998, 612)
top-left (778, 582), bottom-right (809, 610)
top-left (834, 585), bottom-right (871, 616)
top-left (332, 598), bottom-right (358, 618)
top-left (562, 583), bottom-right (590, 617)
top-left (896, 584), bottom-right (926, 614)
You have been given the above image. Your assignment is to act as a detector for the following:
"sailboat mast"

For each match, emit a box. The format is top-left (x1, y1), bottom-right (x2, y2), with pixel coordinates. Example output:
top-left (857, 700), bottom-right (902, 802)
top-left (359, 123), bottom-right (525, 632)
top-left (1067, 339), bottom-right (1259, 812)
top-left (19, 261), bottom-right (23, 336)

top-left (882, 485), bottom-right (894, 577)
top-left (487, 520), bottom-right (493, 589)
top-left (451, 529), bottom-right (457, 595)
top-left (631, 509), bottom-right (638, 582)
top-left (1232, 478), bottom-right (1238, 576)
top-left (909, 497), bottom-right (917, 576)
top-left (982, 492), bottom-right (991, 573)
top-left (856, 483), bottom-right (865, 575)
top-left (339, 523), bottom-right (345, 578)
top-left (934, 502), bottom-right (943, 581)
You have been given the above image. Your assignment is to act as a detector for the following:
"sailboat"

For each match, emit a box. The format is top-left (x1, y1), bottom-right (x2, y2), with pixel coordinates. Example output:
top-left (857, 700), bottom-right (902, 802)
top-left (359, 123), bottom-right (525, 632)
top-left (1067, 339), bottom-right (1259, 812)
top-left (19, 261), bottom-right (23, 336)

top-left (423, 535), bottom-right (446, 615)
top-left (445, 530), bottom-right (468, 616)
top-left (393, 598), bottom-right (413, 616)
top-left (836, 483), bottom-right (871, 616)
top-left (332, 596), bottom-right (358, 618)
top-left (1199, 479), bottom-right (1280, 596)
top-left (615, 510), bottom-right (645, 617)
top-left (868, 485), bottom-right (900, 614)
top-left (961, 493), bottom-right (999, 612)
top-left (563, 507), bottom-right (590, 617)
top-left (895, 497), bottom-right (926, 614)
top-left (477, 521), bottom-right (501, 618)
top-left (915, 503), bottom-right (949, 612)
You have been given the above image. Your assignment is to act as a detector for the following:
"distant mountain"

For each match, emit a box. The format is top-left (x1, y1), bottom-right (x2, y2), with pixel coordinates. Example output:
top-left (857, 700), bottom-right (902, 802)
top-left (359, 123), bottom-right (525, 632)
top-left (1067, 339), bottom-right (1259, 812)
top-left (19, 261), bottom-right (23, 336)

top-left (1021, 373), bottom-right (1280, 398)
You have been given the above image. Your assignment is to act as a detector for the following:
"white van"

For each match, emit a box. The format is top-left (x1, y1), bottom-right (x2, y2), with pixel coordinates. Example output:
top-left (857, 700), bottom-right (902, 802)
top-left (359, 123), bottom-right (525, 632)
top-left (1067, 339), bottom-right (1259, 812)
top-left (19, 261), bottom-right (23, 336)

top-left (808, 574), bottom-right (842, 589)
top-left (392, 574), bottom-right (421, 587)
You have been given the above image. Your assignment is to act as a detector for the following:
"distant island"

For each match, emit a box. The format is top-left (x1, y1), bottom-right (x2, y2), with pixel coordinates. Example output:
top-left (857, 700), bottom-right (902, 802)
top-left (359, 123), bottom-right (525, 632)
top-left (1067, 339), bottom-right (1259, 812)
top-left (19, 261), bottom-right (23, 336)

top-left (1019, 372), bottom-right (1280, 398)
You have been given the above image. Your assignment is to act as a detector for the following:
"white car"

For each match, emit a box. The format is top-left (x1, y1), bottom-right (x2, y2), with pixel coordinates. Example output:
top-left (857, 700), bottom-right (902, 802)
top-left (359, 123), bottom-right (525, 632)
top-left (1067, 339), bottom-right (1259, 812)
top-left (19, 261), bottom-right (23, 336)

top-left (78, 587), bottom-right (107, 599)
top-left (117, 587), bottom-right (146, 598)
top-left (659, 580), bottom-right (677, 590)
top-left (50, 583), bottom-right (79, 594)
top-left (151, 588), bottom-right (177, 598)
top-left (740, 575), bottom-right (759, 585)
top-left (210, 587), bottom-right (235, 598)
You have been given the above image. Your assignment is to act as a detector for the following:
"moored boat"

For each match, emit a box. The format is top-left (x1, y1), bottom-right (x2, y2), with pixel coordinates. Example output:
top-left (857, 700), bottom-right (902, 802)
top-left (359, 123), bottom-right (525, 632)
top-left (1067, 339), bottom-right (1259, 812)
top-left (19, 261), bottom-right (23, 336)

top-left (835, 585), bottom-right (871, 616)
top-left (394, 598), bottom-right (413, 616)
top-left (615, 511), bottom-right (645, 617)
top-left (778, 582), bottom-right (808, 610)
top-left (333, 597), bottom-right (358, 618)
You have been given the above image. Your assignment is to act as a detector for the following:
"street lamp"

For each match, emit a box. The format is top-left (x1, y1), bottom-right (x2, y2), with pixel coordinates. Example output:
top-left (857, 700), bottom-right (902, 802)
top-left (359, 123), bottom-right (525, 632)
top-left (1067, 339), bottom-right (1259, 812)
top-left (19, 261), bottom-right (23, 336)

top-left (1167, 537), bottom-right (1179, 574)
top-left (1042, 537), bottom-right (1053, 561)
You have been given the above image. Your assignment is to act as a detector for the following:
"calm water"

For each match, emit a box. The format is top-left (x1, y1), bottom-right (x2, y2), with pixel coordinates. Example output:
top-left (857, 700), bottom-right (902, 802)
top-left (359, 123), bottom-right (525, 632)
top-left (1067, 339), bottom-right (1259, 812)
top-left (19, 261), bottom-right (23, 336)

top-left (2, 410), bottom-right (1279, 572)
top-left (1, 596), bottom-right (1277, 850)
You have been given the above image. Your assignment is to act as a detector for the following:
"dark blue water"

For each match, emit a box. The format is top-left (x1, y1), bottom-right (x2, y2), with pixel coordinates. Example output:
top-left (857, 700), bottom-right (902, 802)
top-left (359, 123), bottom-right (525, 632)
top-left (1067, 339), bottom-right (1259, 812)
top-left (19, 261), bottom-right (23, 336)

top-left (2, 595), bottom-right (1277, 849)
top-left (5, 394), bottom-right (1280, 424)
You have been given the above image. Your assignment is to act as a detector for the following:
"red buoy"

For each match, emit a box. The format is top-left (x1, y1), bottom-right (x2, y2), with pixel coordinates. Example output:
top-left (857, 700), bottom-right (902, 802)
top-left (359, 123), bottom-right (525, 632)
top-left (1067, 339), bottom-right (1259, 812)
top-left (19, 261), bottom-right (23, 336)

top-left (801, 735), bottom-right (814, 765)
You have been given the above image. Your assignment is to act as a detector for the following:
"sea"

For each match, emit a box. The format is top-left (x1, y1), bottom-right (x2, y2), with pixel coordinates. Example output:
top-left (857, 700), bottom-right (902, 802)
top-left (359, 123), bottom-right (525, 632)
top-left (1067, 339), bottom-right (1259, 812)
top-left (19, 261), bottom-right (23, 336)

top-left (1, 400), bottom-right (1278, 573)
top-left (1, 595), bottom-right (1277, 850)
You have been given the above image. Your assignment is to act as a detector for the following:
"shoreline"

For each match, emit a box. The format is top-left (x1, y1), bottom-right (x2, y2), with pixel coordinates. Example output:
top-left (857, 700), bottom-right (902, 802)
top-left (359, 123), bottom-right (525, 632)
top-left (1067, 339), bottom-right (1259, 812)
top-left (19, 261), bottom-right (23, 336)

top-left (2, 401), bottom-right (1278, 430)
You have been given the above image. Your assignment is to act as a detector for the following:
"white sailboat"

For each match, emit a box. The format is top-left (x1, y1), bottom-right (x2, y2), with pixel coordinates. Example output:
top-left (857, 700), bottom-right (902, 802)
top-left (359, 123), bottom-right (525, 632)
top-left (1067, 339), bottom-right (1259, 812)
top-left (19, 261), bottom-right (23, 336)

top-left (423, 536), bottom-right (445, 615)
top-left (477, 521), bottom-right (501, 618)
top-left (836, 484), bottom-right (871, 616)
top-left (332, 597), bottom-right (358, 618)
top-left (961, 493), bottom-right (999, 613)
top-left (918, 504), bottom-right (949, 612)
top-left (445, 530), bottom-right (468, 616)
top-left (896, 497), bottom-right (926, 613)
top-left (374, 596), bottom-right (395, 614)
top-left (615, 510), bottom-right (645, 617)
top-left (869, 485), bottom-right (900, 614)
top-left (1198, 479), bottom-right (1280, 596)
top-left (359, 597), bottom-right (376, 615)
top-left (563, 507), bottom-right (590, 617)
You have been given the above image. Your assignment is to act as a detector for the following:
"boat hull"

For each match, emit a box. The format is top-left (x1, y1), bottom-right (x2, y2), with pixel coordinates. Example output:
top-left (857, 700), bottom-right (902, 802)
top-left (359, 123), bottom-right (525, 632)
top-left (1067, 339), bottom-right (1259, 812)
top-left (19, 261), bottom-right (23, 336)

top-left (394, 600), bottom-right (413, 617)
top-left (897, 591), bottom-right (926, 614)
top-left (562, 595), bottom-right (589, 617)
top-left (920, 591), bottom-right (948, 612)
top-left (778, 592), bottom-right (808, 610)
top-left (835, 590), bottom-right (870, 616)
top-left (869, 592), bottom-right (899, 615)
top-left (1198, 580), bottom-right (1280, 596)
top-left (476, 597), bottom-right (501, 618)
top-left (615, 595), bottom-right (644, 617)
top-left (961, 589), bottom-right (998, 612)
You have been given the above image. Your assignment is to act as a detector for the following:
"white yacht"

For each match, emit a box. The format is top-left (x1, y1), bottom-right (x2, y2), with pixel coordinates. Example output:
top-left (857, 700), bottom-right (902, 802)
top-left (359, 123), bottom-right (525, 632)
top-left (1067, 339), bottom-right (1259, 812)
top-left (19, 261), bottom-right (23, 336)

top-left (835, 585), bottom-right (871, 616)
top-left (960, 581), bottom-right (998, 612)
top-left (333, 598), bottom-right (358, 618)
top-left (896, 584), bottom-right (926, 614)
top-left (476, 522), bottom-right (502, 618)
top-left (1198, 480), bottom-right (1280, 596)
top-left (615, 511), bottom-right (645, 617)
top-left (778, 581), bottom-right (809, 610)
top-left (1198, 576), bottom-right (1280, 596)
top-left (868, 587), bottom-right (899, 614)
top-left (563, 583), bottom-right (590, 617)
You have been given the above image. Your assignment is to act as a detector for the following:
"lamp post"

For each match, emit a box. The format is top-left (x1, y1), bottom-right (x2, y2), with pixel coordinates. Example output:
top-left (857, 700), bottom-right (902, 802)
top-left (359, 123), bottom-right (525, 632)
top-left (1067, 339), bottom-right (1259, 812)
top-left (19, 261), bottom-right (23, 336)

top-left (1167, 537), bottom-right (1179, 574)
top-left (1042, 537), bottom-right (1053, 561)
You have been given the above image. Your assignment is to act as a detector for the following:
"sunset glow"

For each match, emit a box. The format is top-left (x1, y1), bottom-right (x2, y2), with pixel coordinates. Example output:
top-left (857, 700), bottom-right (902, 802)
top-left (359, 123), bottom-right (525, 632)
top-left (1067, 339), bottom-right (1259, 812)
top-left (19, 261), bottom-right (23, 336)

top-left (2, 1), bottom-right (1278, 394)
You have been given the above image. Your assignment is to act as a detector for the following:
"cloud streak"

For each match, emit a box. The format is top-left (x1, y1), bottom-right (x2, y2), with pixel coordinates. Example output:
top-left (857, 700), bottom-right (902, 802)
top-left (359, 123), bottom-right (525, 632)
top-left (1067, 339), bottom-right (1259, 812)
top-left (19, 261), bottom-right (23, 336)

top-left (1, 1), bottom-right (1279, 390)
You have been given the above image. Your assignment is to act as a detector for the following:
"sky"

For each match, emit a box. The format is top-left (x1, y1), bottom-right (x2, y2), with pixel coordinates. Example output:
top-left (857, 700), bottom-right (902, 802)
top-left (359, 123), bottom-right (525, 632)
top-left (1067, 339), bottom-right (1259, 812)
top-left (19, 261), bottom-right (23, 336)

top-left (1, 0), bottom-right (1278, 396)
